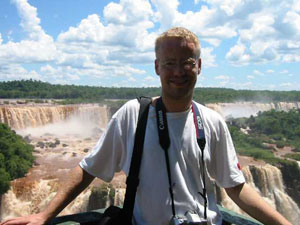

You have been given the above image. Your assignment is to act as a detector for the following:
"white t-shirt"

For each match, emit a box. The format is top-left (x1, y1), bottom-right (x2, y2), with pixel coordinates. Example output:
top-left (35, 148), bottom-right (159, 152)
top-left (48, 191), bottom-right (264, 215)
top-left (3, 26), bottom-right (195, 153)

top-left (80, 99), bottom-right (245, 225)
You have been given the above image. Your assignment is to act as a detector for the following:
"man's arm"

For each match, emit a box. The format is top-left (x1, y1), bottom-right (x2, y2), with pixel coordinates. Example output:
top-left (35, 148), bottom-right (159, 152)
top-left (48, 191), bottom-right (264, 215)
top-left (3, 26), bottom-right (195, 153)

top-left (0, 165), bottom-right (95, 225)
top-left (225, 182), bottom-right (292, 225)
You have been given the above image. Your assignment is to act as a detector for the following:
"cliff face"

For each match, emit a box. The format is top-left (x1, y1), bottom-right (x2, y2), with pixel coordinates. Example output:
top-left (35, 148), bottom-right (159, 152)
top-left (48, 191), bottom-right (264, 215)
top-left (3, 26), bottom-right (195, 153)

top-left (218, 164), bottom-right (300, 225)
top-left (206, 102), bottom-right (300, 119)
top-left (0, 104), bottom-right (109, 130)
top-left (0, 102), bottom-right (299, 224)
top-left (279, 162), bottom-right (300, 208)
top-left (1, 101), bottom-right (299, 129)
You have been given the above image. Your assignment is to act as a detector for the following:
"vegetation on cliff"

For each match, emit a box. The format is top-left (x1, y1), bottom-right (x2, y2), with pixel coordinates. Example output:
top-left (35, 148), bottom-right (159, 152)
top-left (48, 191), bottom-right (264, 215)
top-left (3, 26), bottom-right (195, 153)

top-left (0, 123), bottom-right (34, 195)
top-left (1, 80), bottom-right (300, 104)
top-left (228, 109), bottom-right (300, 207)
top-left (228, 109), bottom-right (300, 156)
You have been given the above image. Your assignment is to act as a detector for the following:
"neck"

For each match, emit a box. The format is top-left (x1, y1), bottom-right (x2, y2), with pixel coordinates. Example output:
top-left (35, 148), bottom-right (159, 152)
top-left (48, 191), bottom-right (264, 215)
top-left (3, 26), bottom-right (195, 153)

top-left (161, 96), bottom-right (192, 112)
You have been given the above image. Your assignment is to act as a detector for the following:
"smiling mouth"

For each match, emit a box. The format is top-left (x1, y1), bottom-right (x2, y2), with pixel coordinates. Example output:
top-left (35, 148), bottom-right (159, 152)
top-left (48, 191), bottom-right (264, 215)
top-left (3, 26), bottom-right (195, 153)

top-left (170, 79), bottom-right (188, 86)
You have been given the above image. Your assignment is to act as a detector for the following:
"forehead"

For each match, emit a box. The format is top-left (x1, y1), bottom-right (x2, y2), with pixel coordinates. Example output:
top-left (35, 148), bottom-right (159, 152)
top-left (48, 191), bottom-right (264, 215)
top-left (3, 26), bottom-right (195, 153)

top-left (157, 37), bottom-right (197, 59)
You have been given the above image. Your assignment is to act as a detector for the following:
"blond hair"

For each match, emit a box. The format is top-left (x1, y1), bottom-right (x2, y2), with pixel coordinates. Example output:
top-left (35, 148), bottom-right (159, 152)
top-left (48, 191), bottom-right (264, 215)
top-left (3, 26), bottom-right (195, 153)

top-left (155, 27), bottom-right (201, 59)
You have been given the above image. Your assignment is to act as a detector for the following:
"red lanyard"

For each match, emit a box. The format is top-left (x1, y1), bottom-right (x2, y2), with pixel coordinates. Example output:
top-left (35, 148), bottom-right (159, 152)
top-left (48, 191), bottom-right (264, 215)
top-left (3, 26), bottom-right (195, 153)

top-left (155, 97), bottom-right (207, 219)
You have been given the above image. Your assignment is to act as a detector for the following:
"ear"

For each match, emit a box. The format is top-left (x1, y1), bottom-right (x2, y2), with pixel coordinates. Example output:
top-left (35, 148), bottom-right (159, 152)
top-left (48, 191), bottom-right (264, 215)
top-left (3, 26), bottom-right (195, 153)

top-left (197, 58), bottom-right (201, 75)
top-left (155, 59), bottom-right (160, 75)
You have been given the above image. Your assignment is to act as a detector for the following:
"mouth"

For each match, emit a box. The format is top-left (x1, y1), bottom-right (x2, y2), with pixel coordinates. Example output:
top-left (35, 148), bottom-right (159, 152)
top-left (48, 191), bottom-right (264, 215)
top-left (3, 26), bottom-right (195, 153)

top-left (170, 79), bottom-right (188, 87)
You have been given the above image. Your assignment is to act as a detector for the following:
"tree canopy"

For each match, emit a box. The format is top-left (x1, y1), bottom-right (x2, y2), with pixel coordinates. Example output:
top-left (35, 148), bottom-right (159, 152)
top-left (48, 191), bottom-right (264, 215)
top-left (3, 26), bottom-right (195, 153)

top-left (228, 109), bottom-right (300, 162)
top-left (1, 79), bottom-right (300, 104)
top-left (0, 123), bottom-right (34, 195)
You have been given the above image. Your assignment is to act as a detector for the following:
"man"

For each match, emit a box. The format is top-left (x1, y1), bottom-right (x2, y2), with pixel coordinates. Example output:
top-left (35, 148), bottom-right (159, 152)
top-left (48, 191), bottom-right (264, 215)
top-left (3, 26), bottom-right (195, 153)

top-left (1, 27), bottom-right (291, 225)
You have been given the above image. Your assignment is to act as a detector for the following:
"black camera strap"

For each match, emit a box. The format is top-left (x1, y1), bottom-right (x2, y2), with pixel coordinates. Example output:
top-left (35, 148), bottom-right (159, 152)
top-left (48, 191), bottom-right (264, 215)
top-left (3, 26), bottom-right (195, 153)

top-left (155, 97), bottom-right (176, 217)
top-left (155, 97), bottom-right (208, 220)
top-left (122, 96), bottom-right (152, 224)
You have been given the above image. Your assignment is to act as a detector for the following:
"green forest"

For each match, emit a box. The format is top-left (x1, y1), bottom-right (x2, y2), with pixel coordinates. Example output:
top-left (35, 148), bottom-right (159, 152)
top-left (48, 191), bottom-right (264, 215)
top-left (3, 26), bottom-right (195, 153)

top-left (0, 123), bottom-right (34, 195)
top-left (1, 79), bottom-right (300, 197)
top-left (229, 109), bottom-right (300, 162)
top-left (1, 79), bottom-right (300, 104)
top-left (228, 109), bottom-right (300, 205)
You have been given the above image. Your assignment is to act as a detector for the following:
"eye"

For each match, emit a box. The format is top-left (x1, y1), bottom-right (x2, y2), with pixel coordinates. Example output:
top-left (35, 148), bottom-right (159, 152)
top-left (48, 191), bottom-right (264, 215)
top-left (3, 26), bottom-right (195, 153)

top-left (183, 60), bottom-right (196, 69)
top-left (165, 62), bottom-right (175, 66)
top-left (184, 60), bottom-right (196, 66)
top-left (162, 61), bottom-right (176, 68)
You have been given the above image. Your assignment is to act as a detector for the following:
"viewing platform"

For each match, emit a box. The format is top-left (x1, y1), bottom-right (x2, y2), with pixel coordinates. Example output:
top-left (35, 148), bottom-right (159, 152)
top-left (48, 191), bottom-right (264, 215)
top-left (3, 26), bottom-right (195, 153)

top-left (48, 205), bottom-right (262, 225)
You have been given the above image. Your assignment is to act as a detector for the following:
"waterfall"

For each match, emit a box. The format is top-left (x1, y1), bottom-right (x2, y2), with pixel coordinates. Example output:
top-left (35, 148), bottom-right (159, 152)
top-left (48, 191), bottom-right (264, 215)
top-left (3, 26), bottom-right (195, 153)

top-left (1, 102), bottom-right (299, 224)
top-left (206, 102), bottom-right (300, 119)
top-left (0, 178), bottom-right (124, 221)
top-left (0, 104), bottom-right (109, 130)
top-left (0, 178), bottom-right (92, 221)
top-left (219, 164), bottom-right (300, 225)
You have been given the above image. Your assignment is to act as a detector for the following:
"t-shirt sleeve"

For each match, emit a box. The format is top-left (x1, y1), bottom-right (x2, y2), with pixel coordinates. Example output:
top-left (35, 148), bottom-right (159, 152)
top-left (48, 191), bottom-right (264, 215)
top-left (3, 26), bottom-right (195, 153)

top-left (79, 113), bottom-right (126, 182)
top-left (207, 112), bottom-right (245, 188)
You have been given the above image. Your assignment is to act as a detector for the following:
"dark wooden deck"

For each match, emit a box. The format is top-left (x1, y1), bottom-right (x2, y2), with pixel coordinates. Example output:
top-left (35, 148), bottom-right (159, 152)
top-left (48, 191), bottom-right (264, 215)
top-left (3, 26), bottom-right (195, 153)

top-left (48, 205), bottom-right (262, 225)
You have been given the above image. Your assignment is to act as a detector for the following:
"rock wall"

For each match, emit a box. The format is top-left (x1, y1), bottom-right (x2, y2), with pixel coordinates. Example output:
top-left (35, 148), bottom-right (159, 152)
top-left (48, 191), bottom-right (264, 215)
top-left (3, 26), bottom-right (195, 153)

top-left (0, 104), bottom-right (109, 130)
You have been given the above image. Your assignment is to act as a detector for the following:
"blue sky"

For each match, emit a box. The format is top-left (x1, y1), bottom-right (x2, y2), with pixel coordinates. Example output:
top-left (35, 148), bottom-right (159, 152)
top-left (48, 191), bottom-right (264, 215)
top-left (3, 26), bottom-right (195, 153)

top-left (0, 0), bottom-right (299, 90)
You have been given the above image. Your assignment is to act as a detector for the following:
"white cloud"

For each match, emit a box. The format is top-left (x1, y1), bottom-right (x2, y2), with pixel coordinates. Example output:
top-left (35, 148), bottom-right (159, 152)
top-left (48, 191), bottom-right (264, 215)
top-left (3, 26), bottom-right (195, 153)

top-left (128, 77), bottom-right (136, 82)
top-left (201, 47), bottom-right (217, 67)
top-left (104, 0), bottom-right (153, 25)
top-left (266, 69), bottom-right (274, 73)
top-left (282, 54), bottom-right (300, 62)
top-left (0, 64), bottom-right (42, 81)
top-left (215, 75), bottom-right (230, 80)
top-left (11, 0), bottom-right (47, 41)
top-left (57, 14), bottom-right (105, 43)
top-left (214, 75), bottom-right (232, 87)
top-left (280, 70), bottom-right (289, 74)
top-left (1, 0), bottom-right (299, 89)
top-left (56, 1), bottom-right (156, 70)
top-left (151, 0), bottom-right (179, 29)
top-left (144, 76), bottom-right (157, 82)
top-left (294, 1), bottom-right (300, 12)
top-left (283, 11), bottom-right (300, 32)
top-left (221, 0), bottom-right (300, 64)
top-left (280, 82), bottom-right (292, 87)
top-left (226, 43), bottom-right (250, 65)
top-left (203, 0), bottom-right (245, 16)
top-left (247, 75), bottom-right (254, 79)
top-left (253, 70), bottom-right (264, 76)
top-left (0, 39), bottom-right (57, 64)
top-left (0, 0), bottom-right (56, 65)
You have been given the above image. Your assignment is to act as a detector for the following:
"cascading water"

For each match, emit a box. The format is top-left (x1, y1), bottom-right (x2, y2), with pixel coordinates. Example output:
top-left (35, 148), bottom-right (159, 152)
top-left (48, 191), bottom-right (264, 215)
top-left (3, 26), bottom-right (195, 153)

top-left (206, 102), bottom-right (300, 119)
top-left (0, 102), bottom-right (299, 224)
top-left (0, 103), bottom-right (111, 221)
top-left (0, 178), bottom-right (92, 220)
top-left (219, 164), bottom-right (300, 225)
top-left (0, 104), bottom-right (109, 130)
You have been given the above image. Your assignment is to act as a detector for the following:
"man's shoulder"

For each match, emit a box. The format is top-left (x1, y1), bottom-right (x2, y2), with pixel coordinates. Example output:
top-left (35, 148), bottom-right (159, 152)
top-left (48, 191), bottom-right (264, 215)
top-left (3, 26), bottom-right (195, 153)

top-left (193, 101), bottom-right (225, 124)
top-left (111, 98), bottom-right (140, 119)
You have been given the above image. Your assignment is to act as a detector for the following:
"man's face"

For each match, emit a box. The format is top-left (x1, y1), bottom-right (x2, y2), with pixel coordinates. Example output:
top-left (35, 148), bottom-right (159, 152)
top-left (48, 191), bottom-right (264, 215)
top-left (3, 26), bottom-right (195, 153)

top-left (155, 38), bottom-right (201, 101)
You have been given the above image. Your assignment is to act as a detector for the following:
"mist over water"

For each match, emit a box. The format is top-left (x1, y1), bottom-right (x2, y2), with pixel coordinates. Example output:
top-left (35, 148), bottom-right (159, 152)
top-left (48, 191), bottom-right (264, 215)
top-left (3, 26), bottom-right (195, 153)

top-left (0, 104), bottom-right (111, 221)
top-left (206, 102), bottom-right (300, 119)
top-left (0, 102), bottom-right (299, 224)
top-left (17, 115), bottom-right (103, 138)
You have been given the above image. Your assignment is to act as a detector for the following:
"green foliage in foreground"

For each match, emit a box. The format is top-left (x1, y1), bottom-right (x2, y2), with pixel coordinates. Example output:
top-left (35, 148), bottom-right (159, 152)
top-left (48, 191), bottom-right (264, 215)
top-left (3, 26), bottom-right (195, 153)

top-left (0, 123), bottom-right (34, 195)
top-left (1, 79), bottom-right (300, 104)
top-left (228, 109), bottom-right (300, 164)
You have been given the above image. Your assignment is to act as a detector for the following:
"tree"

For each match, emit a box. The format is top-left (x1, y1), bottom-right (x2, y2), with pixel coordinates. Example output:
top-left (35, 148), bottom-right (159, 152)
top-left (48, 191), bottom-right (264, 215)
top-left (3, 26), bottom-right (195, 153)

top-left (0, 123), bottom-right (34, 195)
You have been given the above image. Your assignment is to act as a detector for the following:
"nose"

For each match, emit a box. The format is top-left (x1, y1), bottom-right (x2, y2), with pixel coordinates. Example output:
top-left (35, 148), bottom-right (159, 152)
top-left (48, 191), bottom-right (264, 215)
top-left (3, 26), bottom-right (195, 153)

top-left (173, 64), bottom-right (185, 76)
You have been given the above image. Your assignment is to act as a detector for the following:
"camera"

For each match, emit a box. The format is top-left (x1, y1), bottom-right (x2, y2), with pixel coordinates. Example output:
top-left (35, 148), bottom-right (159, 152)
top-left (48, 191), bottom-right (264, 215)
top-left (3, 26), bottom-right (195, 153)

top-left (169, 211), bottom-right (208, 225)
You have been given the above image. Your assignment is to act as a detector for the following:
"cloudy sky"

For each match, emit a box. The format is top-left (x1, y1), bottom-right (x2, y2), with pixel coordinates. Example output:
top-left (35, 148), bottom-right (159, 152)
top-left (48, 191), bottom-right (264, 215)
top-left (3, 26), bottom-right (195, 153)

top-left (0, 0), bottom-right (299, 90)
